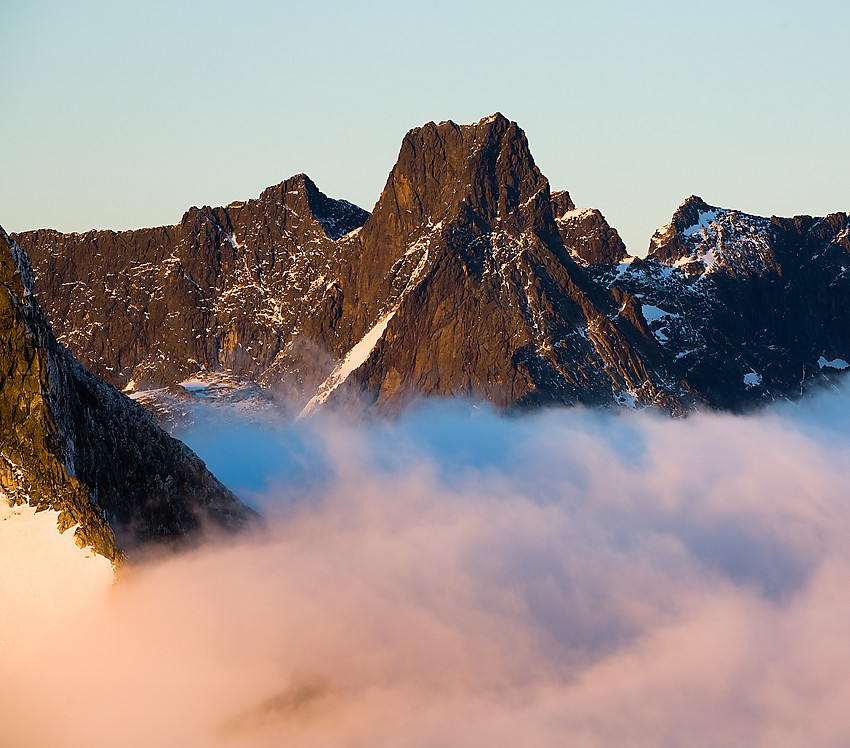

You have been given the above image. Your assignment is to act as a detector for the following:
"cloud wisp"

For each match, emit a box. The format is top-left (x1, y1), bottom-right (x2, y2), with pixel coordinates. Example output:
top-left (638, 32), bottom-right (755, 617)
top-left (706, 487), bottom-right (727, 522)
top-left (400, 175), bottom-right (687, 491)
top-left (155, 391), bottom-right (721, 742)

top-left (4, 392), bottom-right (850, 747)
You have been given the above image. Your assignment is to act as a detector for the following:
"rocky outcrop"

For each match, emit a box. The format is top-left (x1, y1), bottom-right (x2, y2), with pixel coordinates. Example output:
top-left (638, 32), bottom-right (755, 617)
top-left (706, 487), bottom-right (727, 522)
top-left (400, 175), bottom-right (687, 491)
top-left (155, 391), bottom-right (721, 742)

top-left (326, 114), bottom-right (678, 411)
top-left (590, 197), bottom-right (850, 409)
top-left (552, 196), bottom-right (627, 265)
top-left (12, 119), bottom-right (850, 417)
top-left (0, 227), bottom-right (253, 562)
top-left (16, 115), bottom-right (683, 414)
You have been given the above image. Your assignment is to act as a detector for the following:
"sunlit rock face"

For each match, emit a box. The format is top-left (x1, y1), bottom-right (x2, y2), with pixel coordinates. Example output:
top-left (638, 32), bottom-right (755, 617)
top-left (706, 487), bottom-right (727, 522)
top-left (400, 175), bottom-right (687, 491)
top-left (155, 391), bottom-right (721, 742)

top-left (327, 114), bottom-right (678, 412)
top-left (15, 116), bottom-right (681, 414)
top-left (0, 226), bottom-right (254, 561)
top-left (552, 192), bottom-right (627, 266)
top-left (13, 118), bottom-right (850, 416)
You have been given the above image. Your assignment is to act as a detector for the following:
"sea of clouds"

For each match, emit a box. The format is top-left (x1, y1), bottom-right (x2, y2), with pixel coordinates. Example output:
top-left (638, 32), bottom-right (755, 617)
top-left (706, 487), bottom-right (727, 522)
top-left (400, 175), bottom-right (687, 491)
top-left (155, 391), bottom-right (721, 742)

top-left (4, 387), bottom-right (850, 747)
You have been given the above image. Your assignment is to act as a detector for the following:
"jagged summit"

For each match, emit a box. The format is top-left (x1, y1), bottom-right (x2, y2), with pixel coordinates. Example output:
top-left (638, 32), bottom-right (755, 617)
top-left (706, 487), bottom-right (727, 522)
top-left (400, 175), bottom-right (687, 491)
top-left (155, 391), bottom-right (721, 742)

top-left (303, 115), bottom-right (678, 411)
top-left (647, 196), bottom-right (779, 277)
top-left (553, 198), bottom-right (628, 265)
top-left (180, 173), bottom-right (369, 241)
top-left (365, 113), bottom-right (555, 244)
top-left (671, 194), bottom-right (713, 229)
top-left (551, 190), bottom-right (576, 216)
top-left (259, 174), bottom-right (369, 240)
top-left (647, 195), bottom-right (714, 262)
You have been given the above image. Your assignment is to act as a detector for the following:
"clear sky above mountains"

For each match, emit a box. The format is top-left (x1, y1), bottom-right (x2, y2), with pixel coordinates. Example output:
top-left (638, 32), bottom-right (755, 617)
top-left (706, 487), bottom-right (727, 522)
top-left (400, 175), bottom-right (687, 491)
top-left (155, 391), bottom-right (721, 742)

top-left (3, 0), bottom-right (847, 255)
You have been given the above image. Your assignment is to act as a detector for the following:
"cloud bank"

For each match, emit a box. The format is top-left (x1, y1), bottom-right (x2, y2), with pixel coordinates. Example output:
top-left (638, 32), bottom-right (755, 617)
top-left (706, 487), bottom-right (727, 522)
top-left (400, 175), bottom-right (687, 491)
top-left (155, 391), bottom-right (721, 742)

top-left (4, 390), bottom-right (850, 747)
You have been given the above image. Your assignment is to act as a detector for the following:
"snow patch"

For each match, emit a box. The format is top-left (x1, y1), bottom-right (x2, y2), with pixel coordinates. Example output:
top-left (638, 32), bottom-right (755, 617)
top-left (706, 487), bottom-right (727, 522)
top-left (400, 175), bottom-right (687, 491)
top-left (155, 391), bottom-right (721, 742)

top-left (641, 305), bottom-right (677, 324)
top-left (683, 209), bottom-right (720, 238)
top-left (179, 379), bottom-right (210, 392)
top-left (478, 113), bottom-right (502, 125)
top-left (223, 232), bottom-right (244, 251)
top-left (744, 372), bottom-right (762, 388)
top-left (614, 390), bottom-right (638, 408)
top-left (300, 231), bottom-right (434, 418)
top-left (673, 248), bottom-right (719, 272)
top-left (178, 372), bottom-right (257, 395)
top-left (818, 356), bottom-right (849, 370)
top-left (611, 257), bottom-right (638, 281)
top-left (519, 187), bottom-right (546, 210)
top-left (339, 226), bottom-right (362, 241)
top-left (697, 248), bottom-right (720, 271)
top-left (557, 207), bottom-right (595, 220)
top-left (128, 387), bottom-right (166, 401)
top-left (299, 309), bottom-right (398, 418)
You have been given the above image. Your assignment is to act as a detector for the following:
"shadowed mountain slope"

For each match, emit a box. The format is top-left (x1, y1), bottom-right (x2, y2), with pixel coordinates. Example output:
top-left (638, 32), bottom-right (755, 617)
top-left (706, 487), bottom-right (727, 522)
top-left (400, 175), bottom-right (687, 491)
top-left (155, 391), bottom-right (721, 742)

top-left (586, 196), bottom-right (850, 409)
top-left (1, 227), bottom-right (254, 562)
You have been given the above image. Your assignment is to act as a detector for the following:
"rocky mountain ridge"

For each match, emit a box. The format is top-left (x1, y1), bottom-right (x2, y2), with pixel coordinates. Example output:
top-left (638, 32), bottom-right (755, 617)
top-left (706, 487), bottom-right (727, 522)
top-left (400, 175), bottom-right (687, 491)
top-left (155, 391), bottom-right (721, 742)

top-left (597, 195), bottom-right (850, 409)
top-left (12, 114), bottom-right (850, 416)
top-left (0, 226), bottom-right (254, 562)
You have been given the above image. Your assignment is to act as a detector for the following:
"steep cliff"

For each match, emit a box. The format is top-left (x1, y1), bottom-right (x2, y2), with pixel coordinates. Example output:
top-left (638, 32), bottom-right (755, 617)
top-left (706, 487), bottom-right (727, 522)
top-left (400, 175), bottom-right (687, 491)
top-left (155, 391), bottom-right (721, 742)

top-left (0, 227), bottom-right (253, 562)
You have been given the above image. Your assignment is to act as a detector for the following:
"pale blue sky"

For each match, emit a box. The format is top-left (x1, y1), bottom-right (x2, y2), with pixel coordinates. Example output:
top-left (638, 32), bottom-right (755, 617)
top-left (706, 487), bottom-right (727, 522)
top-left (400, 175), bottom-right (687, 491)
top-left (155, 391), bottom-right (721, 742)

top-left (2, 0), bottom-right (848, 254)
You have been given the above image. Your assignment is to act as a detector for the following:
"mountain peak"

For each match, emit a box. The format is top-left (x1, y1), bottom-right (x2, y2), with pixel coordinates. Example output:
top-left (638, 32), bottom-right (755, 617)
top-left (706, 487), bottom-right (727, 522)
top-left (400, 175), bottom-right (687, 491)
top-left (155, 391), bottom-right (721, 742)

top-left (551, 190), bottom-right (576, 217)
top-left (671, 195), bottom-right (713, 228)
top-left (260, 174), bottom-right (370, 240)
top-left (647, 196), bottom-right (783, 277)
top-left (366, 113), bottom-right (552, 242)
top-left (648, 195), bottom-right (719, 263)
top-left (176, 174), bottom-right (369, 242)
top-left (17, 117), bottom-right (850, 417)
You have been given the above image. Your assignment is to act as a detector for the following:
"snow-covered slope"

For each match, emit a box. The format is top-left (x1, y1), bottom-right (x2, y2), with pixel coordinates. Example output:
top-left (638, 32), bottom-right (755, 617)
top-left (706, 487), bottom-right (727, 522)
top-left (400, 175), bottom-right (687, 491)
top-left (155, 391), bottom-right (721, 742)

top-left (648, 196), bottom-right (779, 277)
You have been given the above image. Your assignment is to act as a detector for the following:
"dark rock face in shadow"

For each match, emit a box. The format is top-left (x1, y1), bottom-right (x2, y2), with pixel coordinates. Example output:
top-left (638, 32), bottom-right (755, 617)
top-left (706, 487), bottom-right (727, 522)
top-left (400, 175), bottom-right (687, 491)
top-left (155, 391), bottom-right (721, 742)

top-left (1, 226), bottom-right (254, 562)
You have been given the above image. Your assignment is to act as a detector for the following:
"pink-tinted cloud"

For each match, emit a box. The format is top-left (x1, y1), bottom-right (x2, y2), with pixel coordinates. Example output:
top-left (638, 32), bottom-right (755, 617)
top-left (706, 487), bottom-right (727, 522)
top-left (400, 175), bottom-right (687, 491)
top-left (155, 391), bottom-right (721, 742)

top-left (3, 393), bottom-right (850, 747)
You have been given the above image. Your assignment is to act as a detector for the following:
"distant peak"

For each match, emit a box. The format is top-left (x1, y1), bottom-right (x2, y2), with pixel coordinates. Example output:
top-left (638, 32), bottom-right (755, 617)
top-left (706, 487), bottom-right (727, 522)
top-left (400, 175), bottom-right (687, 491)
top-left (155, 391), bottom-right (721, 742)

top-left (678, 195), bottom-right (711, 211)
top-left (479, 111), bottom-right (508, 124)
top-left (293, 172), bottom-right (320, 193)
top-left (551, 190), bottom-right (576, 218)
top-left (260, 172), bottom-right (317, 198)
top-left (666, 195), bottom-right (720, 235)
top-left (260, 175), bottom-right (369, 240)
top-left (671, 195), bottom-right (717, 222)
top-left (177, 174), bottom-right (368, 240)
top-left (460, 112), bottom-right (510, 130)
